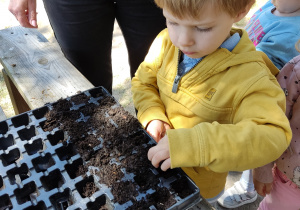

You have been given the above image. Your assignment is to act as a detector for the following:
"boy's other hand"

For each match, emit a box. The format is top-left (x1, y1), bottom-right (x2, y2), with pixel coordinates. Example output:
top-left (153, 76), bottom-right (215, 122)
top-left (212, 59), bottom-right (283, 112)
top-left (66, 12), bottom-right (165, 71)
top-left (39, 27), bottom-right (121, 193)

top-left (253, 178), bottom-right (272, 197)
top-left (8, 0), bottom-right (38, 28)
top-left (146, 120), bottom-right (170, 142)
top-left (148, 135), bottom-right (171, 171)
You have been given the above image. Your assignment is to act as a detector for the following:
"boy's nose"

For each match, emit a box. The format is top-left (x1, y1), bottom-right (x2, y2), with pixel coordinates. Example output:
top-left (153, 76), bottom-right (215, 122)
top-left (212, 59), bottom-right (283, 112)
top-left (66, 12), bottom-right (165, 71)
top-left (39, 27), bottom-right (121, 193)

top-left (178, 30), bottom-right (194, 47)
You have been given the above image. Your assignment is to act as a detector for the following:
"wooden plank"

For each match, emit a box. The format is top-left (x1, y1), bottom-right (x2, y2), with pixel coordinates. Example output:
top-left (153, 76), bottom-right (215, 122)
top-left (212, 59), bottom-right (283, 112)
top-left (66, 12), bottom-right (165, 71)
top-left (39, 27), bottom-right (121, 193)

top-left (2, 68), bottom-right (30, 114)
top-left (0, 26), bottom-right (94, 111)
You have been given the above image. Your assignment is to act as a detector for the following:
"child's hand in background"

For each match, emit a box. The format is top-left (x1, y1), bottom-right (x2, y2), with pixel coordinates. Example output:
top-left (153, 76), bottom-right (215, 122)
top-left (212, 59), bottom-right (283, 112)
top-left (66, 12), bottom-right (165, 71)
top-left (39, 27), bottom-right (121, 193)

top-left (253, 178), bottom-right (272, 197)
top-left (146, 120), bottom-right (170, 142)
top-left (148, 135), bottom-right (171, 171)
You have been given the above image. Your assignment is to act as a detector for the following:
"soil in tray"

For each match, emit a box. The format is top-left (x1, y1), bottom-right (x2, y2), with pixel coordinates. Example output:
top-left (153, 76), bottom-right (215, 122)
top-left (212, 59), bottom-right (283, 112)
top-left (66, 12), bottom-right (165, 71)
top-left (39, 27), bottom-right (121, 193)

top-left (42, 93), bottom-right (194, 209)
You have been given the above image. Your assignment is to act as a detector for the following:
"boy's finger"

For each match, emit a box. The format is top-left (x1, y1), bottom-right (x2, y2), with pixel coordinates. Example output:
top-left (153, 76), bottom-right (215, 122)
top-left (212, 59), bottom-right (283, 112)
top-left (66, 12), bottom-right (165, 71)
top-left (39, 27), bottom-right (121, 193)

top-left (151, 149), bottom-right (169, 168)
top-left (160, 158), bottom-right (171, 171)
top-left (148, 146), bottom-right (155, 161)
top-left (148, 146), bottom-right (164, 167)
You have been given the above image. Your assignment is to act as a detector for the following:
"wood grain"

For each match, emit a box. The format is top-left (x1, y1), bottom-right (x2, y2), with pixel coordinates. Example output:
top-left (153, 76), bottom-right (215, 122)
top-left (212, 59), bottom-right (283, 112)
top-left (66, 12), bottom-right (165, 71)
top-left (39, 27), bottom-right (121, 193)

top-left (0, 26), bottom-right (93, 111)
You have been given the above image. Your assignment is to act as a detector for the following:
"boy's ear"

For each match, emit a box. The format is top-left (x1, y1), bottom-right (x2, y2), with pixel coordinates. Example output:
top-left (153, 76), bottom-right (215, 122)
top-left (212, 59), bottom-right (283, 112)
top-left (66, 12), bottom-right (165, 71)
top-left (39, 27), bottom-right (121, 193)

top-left (234, 0), bottom-right (255, 22)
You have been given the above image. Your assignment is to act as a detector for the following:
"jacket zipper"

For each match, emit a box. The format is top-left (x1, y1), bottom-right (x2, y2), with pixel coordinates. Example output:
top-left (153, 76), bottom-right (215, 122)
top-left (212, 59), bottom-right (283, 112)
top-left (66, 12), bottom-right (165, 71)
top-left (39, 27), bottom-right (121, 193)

top-left (172, 49), bottom-right (202, 93)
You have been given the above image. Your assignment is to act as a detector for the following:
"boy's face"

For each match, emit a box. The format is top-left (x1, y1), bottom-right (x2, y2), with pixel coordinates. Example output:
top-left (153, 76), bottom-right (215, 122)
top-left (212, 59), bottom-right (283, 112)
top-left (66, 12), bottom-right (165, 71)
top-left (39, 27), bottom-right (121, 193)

top-left (272, 0), bottom-right (300, 14)
top-left (163, 5), bottom-right (239, 59)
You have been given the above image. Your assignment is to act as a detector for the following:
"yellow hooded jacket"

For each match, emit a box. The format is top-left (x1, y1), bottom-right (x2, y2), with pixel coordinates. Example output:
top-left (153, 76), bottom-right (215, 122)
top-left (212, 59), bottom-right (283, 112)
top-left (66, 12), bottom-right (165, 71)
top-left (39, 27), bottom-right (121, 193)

top-left (131, 28), bottom-right (292, 198)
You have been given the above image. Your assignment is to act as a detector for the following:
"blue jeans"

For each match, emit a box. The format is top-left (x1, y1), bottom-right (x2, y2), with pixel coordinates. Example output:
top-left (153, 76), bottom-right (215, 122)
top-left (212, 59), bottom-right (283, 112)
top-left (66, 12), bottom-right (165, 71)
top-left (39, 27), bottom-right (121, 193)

top-left (43, 0), bottom-right (166, 93)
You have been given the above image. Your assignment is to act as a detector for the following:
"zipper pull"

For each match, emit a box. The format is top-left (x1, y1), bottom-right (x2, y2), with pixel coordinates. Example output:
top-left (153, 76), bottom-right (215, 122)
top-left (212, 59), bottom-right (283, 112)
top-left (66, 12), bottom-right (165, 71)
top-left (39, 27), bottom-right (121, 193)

top-left (172, 75), bottom-right (181, 93)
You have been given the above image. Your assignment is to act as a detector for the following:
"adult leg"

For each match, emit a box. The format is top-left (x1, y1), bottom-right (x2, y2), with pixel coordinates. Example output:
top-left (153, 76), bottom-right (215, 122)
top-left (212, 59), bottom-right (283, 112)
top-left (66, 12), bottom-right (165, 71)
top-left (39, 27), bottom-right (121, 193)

top-left (115, 0), bottom-right (166, 78)
top-left (43, 0), bottom-right (115, 93)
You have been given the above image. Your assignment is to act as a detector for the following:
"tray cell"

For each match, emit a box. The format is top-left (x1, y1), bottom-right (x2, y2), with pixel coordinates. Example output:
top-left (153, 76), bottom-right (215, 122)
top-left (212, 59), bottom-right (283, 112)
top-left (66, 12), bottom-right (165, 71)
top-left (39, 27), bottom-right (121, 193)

top-left (0, 121), bottom-right (9, 135)
top-left (32, 153), bottom-right (55, 173)
top-left (11, 113), bottom-right (30, 128)
top-left (65, 158), bottom-right (84, 179)
top-left (24, 138), bottom-right (44, 155)
top-left (17, 126), bottom-right (37, 141)
top-left (23, 201), bottom-right (47, 210)
top-left (86, 194), bottom-right (113, 210)
top-left (0, 134), bottom-right (14, 151)
top-left (47, 130), bottom-right (65, 146)
top-left (75, 176), bottom-right (99, 198)
top-left (0, 194), bottom-right (13, 209)
top-left (40, 169), bottom-right (65, 192)
top-left (14, 181), bottom-right (39, 205)
top-left (49, 188), bottom-right (73, 210)
top-left (0, 148), bottom-right (21, 166)
top-left (7, 163), bottom-right (30, 184)
top-left (55, 143), bottom-right (77, 161)
top-left (32, 106), bottom-right (49, 120)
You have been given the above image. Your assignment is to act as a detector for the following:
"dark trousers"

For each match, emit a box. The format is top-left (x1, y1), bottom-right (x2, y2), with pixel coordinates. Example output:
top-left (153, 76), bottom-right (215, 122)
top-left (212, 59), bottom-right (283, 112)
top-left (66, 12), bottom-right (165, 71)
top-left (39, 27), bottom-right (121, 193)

top-left (43, 0), bottom-right (166, 93)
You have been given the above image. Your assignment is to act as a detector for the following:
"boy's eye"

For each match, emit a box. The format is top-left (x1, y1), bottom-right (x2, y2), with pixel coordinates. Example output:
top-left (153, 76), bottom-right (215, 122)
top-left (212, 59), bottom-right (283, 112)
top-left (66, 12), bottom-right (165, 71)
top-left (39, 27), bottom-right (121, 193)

top-left (167, 21), bottom-right (178, 26)
top-left (196, 27), bottom-right (212, 32)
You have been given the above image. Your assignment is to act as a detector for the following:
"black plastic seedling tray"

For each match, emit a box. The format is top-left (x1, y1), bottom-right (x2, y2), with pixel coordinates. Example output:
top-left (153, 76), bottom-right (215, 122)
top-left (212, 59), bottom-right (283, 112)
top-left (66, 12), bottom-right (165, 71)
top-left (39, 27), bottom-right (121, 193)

top-left (0, 86), bottom-right (201, 210)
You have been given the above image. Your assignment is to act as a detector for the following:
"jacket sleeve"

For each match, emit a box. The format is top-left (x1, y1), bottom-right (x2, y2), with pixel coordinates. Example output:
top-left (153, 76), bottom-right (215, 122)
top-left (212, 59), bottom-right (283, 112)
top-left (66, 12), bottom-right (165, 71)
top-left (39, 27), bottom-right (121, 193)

top-left (256, 33), bottom-right (299, 69)
top-left (131, 30), bottom-right (171, 128)
top-left (168, 71), bottom-right (292, 173)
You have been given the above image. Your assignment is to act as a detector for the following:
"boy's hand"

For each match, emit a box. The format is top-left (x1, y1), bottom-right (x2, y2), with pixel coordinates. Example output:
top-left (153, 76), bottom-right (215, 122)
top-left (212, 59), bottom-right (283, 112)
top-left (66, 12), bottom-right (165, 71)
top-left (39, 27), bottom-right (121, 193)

top-left (253, 178), bottom-right (272, 197)
top-left (148, 135), bottom-right (171, 171)
top-left (146, 120), bottom-right (170, 142)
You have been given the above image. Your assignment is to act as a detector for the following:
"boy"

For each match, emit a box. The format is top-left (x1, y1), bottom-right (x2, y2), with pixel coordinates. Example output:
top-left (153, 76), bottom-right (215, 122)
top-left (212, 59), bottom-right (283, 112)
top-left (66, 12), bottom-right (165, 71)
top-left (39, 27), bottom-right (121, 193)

top-left (131, 0), bottom-right (292, 205)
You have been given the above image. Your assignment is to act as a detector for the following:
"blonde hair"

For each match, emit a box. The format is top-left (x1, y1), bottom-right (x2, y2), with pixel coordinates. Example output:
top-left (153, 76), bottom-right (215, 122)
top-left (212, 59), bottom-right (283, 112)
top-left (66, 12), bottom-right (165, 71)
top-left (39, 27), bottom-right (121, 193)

top-left (154, 0), bottom-right (255, 19)
top-left (296, 40), bottom-right (300, 53)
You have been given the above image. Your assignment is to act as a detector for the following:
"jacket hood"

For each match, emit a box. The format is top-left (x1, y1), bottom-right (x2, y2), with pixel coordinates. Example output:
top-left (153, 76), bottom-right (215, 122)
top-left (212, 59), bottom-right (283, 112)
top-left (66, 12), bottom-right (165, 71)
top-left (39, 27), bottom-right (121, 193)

top-left (189, 28), bottom-right (280, 78)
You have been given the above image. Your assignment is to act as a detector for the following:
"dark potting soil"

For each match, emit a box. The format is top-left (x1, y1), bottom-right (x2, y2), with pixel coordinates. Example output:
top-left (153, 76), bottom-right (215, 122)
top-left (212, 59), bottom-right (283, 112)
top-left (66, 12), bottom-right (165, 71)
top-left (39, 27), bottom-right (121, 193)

top-left (41, 93), bottom-right (194, 209)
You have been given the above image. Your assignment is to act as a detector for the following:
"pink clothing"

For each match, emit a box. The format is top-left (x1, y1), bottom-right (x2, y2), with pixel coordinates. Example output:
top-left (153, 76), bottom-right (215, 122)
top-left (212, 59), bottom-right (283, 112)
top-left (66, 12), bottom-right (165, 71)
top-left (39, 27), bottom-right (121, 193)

top-left (276, 55), bottom-right (300, 186)
top-left (258, 167), bottom-right (300, 210)
top-left (254, 55), bottom-right (300, 188)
